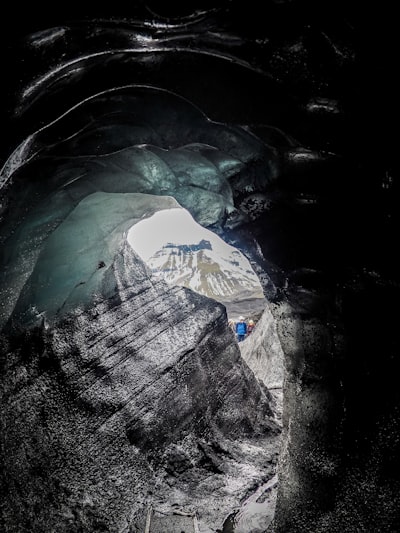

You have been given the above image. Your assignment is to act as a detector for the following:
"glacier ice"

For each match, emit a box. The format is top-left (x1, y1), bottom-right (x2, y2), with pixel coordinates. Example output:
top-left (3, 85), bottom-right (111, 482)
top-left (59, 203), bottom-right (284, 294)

top-left (5, 193), bottom-right (180, 329)
top-left (0, 87), bottom-right (279, 331)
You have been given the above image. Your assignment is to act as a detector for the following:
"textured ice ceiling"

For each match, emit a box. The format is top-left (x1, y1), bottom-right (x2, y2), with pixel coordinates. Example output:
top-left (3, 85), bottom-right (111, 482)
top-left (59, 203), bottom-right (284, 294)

top-left (0, 86), bottom-right (280, 331)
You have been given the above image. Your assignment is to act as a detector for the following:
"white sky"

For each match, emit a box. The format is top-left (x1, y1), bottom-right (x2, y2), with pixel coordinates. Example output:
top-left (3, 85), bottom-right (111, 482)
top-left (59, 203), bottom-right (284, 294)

top-left (127, 208), bottom-right (236, 261)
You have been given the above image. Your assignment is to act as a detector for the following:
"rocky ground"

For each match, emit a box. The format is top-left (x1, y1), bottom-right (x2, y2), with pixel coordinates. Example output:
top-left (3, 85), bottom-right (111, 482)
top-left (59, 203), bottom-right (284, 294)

top-left (129, 432), bottom-right (281, 532)
top-left (0, 244), bottom-right (281, 533)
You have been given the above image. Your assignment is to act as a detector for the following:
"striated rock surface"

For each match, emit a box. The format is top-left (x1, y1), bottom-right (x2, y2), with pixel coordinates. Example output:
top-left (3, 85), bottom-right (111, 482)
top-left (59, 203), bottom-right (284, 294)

top-left (271, 287), bottom-right (345, 532)
top-left (0, 241), bottom-right (279, 533)
top-left (271, 277), bottom-right (400, 533)
top-left (239, 303), bottom-right (285, 391)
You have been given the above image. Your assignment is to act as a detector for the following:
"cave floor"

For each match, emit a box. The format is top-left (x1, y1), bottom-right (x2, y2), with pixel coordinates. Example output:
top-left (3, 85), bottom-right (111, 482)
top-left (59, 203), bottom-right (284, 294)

top-left (146, 507), bottom-right (198, 533)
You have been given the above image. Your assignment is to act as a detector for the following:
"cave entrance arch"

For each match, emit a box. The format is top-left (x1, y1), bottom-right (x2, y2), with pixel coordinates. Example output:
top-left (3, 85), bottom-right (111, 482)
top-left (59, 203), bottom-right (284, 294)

top-left (1, 10), bottom-right (397, 533)
top-left (0, 85), bottom-right (283, 329)
top-left (126, 206), bottom-right (268, 322)
top-left (0, 84), bottom-right (288, 533)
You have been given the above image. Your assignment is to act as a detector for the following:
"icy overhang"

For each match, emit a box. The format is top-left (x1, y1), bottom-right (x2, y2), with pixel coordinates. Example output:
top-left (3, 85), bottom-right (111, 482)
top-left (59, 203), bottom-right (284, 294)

top-left (0, 87), bottom-right (279, 331)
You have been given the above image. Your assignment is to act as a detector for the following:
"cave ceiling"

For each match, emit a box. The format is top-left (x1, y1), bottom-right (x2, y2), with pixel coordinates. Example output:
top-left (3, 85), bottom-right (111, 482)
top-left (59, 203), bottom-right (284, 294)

top-left (0, 2), bottom-right (396, 328)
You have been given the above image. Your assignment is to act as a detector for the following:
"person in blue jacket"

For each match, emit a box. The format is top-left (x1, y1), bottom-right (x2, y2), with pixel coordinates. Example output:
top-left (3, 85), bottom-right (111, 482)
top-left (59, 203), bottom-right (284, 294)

top-left (235, 316), bottom-right (247, 342)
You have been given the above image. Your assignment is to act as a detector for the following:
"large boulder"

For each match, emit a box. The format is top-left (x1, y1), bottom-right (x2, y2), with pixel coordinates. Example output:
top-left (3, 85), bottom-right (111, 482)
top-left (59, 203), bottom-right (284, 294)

top-left (239, 304), bottom-right (285, 390)
top-left (0, 241), bottom-right (279, 533)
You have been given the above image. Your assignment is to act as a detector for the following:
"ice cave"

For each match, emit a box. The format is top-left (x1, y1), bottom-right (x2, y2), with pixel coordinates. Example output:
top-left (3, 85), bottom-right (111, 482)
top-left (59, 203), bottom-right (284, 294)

top-left (0, 3), bottom-right (399, 533)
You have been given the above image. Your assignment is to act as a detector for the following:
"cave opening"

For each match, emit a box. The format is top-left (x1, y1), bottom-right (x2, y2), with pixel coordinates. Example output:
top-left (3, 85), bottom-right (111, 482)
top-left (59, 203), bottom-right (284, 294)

top-left (1, 6), bottom-right (399, 533)
top-left (0, 83), bottom-right (286, 533)
top-left (126, 205), bottom-right (284, 532)
top-left (126, 206), bottom-right (268, 323)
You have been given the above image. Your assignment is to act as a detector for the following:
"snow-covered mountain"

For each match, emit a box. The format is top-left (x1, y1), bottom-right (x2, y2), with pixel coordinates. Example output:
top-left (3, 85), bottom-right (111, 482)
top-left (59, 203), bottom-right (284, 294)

top-left (147, 238), bottom-right (265, 303)
top-left (147, 239), bottom-right (264, 302)
top-left (128, 207), bottom-right (265, 305)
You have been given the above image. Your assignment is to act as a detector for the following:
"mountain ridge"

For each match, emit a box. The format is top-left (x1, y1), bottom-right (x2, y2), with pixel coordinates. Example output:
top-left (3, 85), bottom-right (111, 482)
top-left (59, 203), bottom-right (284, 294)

top-left (147, 238), bottom-right (265, 305)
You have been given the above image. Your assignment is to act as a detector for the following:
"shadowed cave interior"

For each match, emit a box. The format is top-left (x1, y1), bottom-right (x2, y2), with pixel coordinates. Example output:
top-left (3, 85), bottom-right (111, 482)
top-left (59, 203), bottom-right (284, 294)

top-left (0, 4), bottom-right (399, 533)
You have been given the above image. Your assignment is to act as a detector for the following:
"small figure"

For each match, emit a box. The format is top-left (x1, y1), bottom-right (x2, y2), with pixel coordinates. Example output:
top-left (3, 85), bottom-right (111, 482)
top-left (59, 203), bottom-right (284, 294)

top-left (235, 316), bottom-right (247, 342)
top-left (247, 319), bottom-right (255, 335)
top-left (228, 319), bottom-right (236, 333)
